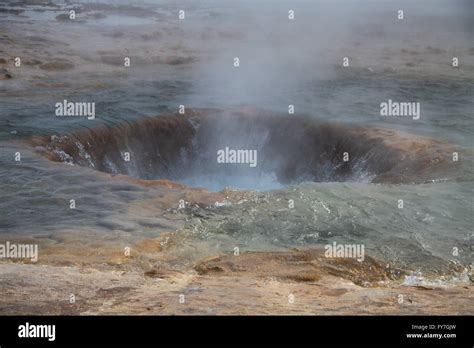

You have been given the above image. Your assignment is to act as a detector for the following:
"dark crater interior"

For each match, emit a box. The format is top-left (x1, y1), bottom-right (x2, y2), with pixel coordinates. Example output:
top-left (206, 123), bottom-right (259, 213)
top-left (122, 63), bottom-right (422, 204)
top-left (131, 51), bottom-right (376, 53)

top-left (28, 109), bottom-right (454, 190)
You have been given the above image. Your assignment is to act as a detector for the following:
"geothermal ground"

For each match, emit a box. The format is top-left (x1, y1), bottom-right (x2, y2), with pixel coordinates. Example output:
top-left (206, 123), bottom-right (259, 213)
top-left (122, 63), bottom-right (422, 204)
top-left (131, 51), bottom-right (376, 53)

top-left (0, 0), bottom-right (473, 315)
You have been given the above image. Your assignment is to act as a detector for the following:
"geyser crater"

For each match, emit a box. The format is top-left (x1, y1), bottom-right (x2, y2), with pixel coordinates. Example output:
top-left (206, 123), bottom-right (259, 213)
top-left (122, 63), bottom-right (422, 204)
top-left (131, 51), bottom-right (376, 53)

top-left (29, 109), bottom-right (454, 191)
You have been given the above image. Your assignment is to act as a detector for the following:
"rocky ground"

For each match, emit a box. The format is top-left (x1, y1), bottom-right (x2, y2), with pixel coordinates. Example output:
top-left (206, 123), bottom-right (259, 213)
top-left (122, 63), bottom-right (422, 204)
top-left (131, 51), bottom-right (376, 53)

top-left (1, 247), bottom-right (472, 315)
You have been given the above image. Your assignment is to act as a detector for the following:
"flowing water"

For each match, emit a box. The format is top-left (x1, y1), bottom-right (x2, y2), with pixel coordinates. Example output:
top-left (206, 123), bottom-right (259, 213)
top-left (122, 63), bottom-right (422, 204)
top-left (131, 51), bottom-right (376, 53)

top-left (0, 0), bottom-right (473, 288)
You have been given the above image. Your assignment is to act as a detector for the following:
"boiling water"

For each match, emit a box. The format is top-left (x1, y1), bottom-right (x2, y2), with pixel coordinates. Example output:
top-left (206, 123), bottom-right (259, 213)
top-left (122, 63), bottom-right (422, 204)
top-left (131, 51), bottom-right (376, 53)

top-left (0, 0), bottom-right (472, 282)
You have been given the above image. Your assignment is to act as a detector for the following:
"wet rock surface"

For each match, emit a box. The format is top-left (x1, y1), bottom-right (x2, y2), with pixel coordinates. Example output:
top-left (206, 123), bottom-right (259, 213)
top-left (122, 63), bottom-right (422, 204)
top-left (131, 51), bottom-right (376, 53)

top-left (0, 248), bottom-right (471, 315)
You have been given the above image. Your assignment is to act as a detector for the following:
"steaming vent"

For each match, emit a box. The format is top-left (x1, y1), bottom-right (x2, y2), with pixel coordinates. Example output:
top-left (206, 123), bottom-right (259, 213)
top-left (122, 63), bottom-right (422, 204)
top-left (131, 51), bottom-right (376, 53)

top-left (29, 109), bottom-right (454, 191)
